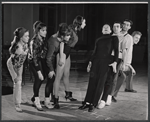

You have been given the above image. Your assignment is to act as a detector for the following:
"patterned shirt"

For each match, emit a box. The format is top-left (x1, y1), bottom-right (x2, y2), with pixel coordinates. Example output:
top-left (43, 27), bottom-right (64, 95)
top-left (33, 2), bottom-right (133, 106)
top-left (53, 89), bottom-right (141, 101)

top-left (29, 35), bottom-right (47, 71)
top-left (11, 42), bottom-right (28, 69)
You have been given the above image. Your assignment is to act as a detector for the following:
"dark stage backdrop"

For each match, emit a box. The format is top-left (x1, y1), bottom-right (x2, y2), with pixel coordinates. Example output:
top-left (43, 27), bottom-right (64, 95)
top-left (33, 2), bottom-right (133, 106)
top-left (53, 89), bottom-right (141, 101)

top-left (2, 3), bottom-right (148, 64)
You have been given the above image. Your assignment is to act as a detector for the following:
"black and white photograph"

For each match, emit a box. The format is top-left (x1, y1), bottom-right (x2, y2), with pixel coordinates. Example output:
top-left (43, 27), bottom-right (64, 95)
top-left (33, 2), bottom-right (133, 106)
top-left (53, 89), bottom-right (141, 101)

top-left (1, 1), bottom-right (148, 120)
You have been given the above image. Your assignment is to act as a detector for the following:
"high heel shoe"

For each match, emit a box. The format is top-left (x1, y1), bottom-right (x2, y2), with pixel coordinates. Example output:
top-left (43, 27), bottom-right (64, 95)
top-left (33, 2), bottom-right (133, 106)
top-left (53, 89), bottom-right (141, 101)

top-left (65, 91), bottom-right (77, 101)
top-left (78, 103), bottom-right (90, 110)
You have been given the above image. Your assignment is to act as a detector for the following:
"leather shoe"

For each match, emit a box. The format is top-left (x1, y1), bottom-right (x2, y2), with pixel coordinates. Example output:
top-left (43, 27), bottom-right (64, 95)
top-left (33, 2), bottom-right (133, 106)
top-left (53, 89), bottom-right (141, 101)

top-left (88, 104), bottom-right (95, 112)
top-left (125, 89), bottom-right (137, 93)
top-left (112, 96), bottom-right (117, 102)
top-left (78, 104), bottom-right (89, 110)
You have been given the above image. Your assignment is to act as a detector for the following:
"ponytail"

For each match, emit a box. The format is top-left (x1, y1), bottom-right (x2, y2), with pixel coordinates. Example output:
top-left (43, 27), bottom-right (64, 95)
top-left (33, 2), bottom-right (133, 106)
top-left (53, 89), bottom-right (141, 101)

top-left (9, 27), bottom-right (28, 54)
top-left (9, 36), bottom-right (20, 54)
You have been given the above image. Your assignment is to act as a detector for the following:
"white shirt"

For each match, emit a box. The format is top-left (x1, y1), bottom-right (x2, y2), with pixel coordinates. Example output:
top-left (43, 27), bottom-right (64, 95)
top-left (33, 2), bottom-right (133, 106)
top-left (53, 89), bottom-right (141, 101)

top-left (121, 33), bottom-right (133, 65)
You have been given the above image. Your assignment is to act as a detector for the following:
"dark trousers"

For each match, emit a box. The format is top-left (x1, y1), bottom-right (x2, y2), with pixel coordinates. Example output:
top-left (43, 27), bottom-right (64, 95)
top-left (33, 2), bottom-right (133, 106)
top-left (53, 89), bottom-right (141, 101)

top-left (84, 58), bottom-right (109, 106)
top-left (29, 58), bottom-right (55, 98)
top-left (101, 58), bottom-right (122, 102)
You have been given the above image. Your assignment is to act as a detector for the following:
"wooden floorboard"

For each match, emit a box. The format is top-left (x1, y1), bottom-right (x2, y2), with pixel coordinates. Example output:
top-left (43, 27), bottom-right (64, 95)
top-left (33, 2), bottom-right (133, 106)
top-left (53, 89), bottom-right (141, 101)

top-left (2, 64), bottom-right (148, 120)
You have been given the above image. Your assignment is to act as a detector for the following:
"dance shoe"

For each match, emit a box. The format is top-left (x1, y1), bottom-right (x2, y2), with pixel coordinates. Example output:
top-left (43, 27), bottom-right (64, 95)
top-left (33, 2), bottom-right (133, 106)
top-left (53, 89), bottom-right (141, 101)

top-left (15, 104), bottom-right (23, 113)
top-left (88, 104), bottom-right (95, 112)
top-left (78, 103), bottom-right (90, 110)
top-left (125, 89), bottom-right (137, 93)
top-left (97, 100), bottom-right (106, 109)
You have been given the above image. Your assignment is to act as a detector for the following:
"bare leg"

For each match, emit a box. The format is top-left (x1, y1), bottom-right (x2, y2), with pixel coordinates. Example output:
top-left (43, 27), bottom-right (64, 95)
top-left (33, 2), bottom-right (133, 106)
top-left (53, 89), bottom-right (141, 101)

top-left (63, 56), bottom-right (77, 101)
top-left (63, 56), bottom-right (70, 91)
top-left (54, 53), bottom-right (66, 98)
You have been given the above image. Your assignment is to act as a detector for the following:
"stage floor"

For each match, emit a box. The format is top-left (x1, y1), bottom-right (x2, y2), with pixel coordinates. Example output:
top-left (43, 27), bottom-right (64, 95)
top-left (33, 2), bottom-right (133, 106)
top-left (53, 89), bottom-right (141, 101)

top-left (2, 64), bottom-right (148, 120)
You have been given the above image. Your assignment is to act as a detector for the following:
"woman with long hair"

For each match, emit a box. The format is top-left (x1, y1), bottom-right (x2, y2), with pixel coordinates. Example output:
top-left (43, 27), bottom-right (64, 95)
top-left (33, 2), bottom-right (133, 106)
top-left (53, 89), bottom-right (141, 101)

top-left (29, 21), bottom-right (53, 111)
top-left (53, 15), bottom-right (86, 103)
top-left (46, 23), bottom-right (71, 109)
top-left (7, 27), bottom-right (29, 112)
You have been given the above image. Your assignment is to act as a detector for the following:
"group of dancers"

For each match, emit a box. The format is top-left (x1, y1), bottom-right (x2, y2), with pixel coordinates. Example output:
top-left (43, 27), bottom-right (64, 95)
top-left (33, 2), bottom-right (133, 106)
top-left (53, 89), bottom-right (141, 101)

top-left (79, 19), bottom-right (142, 112)
top-left (6, 15), bottom-right (142, 113)
top-left (7, 15), bottom-right (86, 112)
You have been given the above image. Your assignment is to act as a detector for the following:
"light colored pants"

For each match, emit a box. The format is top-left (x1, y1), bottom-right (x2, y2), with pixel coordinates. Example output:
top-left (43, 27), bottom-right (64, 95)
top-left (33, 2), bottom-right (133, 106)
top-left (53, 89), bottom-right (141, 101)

top-left (7, 57), bottom-right (23, 105)
top-left (112, 65), bottom-right (134, 97)
top-left (110, 59), bottom-right (122, 95)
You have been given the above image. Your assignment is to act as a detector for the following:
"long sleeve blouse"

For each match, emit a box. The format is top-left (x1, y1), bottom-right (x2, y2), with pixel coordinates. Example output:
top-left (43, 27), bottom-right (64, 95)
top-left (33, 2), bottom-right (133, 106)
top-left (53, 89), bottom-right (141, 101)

top-left (29, 35), bottom-right (46, 71)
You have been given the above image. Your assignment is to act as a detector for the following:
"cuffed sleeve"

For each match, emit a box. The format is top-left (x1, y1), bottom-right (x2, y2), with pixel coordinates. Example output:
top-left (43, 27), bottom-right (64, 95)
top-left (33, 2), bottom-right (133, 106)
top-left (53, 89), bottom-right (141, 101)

top-left (29, 40), bottom-right (40, 71)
